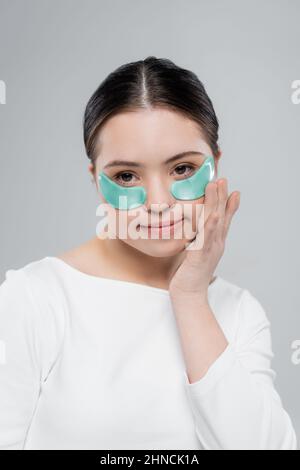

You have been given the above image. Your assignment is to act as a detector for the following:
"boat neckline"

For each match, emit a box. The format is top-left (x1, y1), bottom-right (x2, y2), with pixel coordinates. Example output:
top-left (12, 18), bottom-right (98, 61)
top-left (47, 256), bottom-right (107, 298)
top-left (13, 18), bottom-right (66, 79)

top-left (45, 256), bottom-right (221, 296)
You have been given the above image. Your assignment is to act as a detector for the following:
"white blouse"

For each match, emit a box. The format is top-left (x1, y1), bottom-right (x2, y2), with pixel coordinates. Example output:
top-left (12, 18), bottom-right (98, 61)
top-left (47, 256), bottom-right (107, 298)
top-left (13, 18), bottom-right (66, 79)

top-left (0, 256), bottom-right (297, 450)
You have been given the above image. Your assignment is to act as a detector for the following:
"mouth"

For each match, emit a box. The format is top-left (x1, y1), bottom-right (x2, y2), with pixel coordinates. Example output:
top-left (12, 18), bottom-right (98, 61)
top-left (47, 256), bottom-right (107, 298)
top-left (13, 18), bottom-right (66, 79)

top-left (139, 217), bottom-right (184, 229)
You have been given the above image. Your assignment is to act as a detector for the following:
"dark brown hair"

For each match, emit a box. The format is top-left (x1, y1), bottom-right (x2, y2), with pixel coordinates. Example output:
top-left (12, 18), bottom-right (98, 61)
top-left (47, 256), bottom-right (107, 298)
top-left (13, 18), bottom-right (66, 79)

top-left (83, 56), bottom-right (220, 174)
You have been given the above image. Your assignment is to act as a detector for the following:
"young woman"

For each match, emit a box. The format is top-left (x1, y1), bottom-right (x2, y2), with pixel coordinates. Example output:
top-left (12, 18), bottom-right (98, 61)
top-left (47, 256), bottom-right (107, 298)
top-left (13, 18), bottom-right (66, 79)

top-left (0, 57), bottom-right (297, 450)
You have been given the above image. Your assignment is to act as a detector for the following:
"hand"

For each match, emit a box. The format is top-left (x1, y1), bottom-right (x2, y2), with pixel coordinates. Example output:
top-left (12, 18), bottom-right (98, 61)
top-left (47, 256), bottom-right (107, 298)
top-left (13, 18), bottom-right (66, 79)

top-left (169, 178), bottom-right (240, 299)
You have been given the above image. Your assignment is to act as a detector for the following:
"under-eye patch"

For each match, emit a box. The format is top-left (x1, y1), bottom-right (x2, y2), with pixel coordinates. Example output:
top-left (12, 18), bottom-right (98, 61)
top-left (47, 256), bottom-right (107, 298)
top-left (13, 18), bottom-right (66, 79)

top-left (98, 154), bottom-right (215, 210)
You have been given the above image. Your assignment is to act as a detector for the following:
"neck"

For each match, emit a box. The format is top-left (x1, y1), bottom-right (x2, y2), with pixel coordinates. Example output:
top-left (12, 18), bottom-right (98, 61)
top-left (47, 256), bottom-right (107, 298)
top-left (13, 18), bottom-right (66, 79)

top-left (95, 236), bottom-right (187, 288)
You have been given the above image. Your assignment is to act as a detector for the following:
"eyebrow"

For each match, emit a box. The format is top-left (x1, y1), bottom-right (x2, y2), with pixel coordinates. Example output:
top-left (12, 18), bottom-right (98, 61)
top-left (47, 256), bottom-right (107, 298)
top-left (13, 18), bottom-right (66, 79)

top-left (103, 151), bottom-right (205, 169)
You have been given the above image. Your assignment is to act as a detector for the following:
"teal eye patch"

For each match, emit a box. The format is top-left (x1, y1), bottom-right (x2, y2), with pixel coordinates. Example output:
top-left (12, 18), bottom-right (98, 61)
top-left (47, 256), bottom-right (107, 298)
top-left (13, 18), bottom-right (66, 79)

top-left (98, 155), bottom-right (215, 210)
top-left (170, 154), bottom-right (215, 200)
top-left (98, 171), bottom-right (147, 210)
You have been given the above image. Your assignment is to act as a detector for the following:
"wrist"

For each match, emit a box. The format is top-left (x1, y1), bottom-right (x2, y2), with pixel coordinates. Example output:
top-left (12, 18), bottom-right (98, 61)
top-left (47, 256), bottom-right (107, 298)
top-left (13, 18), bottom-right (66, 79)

top-left (169, 287), bottom-right (209, 307)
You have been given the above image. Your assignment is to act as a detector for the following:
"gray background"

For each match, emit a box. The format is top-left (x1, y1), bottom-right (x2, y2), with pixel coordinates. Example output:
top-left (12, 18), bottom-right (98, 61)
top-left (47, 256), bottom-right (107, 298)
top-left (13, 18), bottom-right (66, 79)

top-left (0, 0), bottom-right (299, 446)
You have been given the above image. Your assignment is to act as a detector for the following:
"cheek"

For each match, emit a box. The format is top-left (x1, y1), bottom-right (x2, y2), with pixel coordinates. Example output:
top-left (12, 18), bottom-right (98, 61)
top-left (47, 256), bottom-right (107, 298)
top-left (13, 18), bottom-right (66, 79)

top-left (114, 210), bottom-right (142, 237)
top-left (107, 199), bottom-right (205, 241)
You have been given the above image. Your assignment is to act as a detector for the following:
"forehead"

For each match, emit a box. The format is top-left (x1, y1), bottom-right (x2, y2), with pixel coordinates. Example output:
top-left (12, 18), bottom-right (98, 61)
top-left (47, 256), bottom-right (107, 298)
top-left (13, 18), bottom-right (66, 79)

top-left (93, 108), bottom-right (211, 170)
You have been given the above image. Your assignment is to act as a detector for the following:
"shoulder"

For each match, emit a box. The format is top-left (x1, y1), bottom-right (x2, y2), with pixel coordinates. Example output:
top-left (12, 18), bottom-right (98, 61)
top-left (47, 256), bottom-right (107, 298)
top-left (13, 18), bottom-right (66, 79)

top-left (1, 254), bottom-right (67, 317)
top-left (2, 256), bottom-right (65, 303)
top-left (211, 276), bottom-right (271, 346)
top-left (0, 257), bottom-right (67, 382)
top-left (1, 256), bottom-right (50, 300)
top-left (0, 257), bottom-right (66, 380)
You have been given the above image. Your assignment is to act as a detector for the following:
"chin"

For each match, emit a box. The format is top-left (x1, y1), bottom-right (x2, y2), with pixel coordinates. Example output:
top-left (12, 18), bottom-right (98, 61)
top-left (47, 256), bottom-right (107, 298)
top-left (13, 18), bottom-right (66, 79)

top-left (127, 238), bottom-right (188, 258)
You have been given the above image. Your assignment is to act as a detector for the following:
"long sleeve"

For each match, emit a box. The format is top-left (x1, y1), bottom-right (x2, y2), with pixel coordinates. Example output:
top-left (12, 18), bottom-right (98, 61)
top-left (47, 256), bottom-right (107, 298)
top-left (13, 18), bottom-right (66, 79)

top-left (183, 288), bottom-right (298, 450)
top-left (0, 268), bottom-right (63, 450)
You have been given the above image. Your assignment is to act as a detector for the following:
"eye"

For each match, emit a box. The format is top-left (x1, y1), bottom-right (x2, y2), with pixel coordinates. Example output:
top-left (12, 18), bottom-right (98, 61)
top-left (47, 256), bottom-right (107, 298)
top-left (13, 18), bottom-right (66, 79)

top-left (172, 164), bottom-right (196, 178)
top-left (113, 171), bottom-right (139, 187)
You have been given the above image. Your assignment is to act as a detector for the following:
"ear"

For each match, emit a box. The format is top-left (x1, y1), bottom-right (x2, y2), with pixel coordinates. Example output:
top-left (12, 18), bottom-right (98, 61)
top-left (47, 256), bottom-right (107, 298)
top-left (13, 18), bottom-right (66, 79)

top-left (88, 163), bottom-right (94, 176)
top-left (88, 163), bottom-right (97, 185)
top-left (213, 147), bottom-right (222, 180)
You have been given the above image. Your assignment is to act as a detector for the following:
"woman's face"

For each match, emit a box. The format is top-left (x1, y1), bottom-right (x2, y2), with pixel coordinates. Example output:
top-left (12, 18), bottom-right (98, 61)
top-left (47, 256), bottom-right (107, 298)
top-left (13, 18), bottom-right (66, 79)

top-left (91, 107), bottom-right (219, 258)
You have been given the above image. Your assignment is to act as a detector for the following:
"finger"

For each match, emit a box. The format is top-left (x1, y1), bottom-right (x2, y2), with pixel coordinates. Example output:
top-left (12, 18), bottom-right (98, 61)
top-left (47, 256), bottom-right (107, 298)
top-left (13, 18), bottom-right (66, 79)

top-left (186, 210), bottom-right (218, 257)
top-left (201, 181), bottom-right (218, 226)
top-left (203, 211), bottom-right (219, 252)
top-left (215, 178), bottom-right (228, 242)
top-left (223, 191), bottom-right (241, 240)
top-left (186, 182), bottom-right (218, 252)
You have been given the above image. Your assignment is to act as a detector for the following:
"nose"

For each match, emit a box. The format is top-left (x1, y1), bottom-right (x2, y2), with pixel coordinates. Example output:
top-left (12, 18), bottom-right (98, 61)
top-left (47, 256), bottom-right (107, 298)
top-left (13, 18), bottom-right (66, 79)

top-left (142, 175), bottom-right (176, 214)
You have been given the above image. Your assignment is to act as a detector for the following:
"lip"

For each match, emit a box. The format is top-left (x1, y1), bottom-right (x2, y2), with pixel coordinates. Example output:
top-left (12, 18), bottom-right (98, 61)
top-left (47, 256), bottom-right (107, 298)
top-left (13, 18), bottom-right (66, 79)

top-left (140, 217), bottom-right (184, 229)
